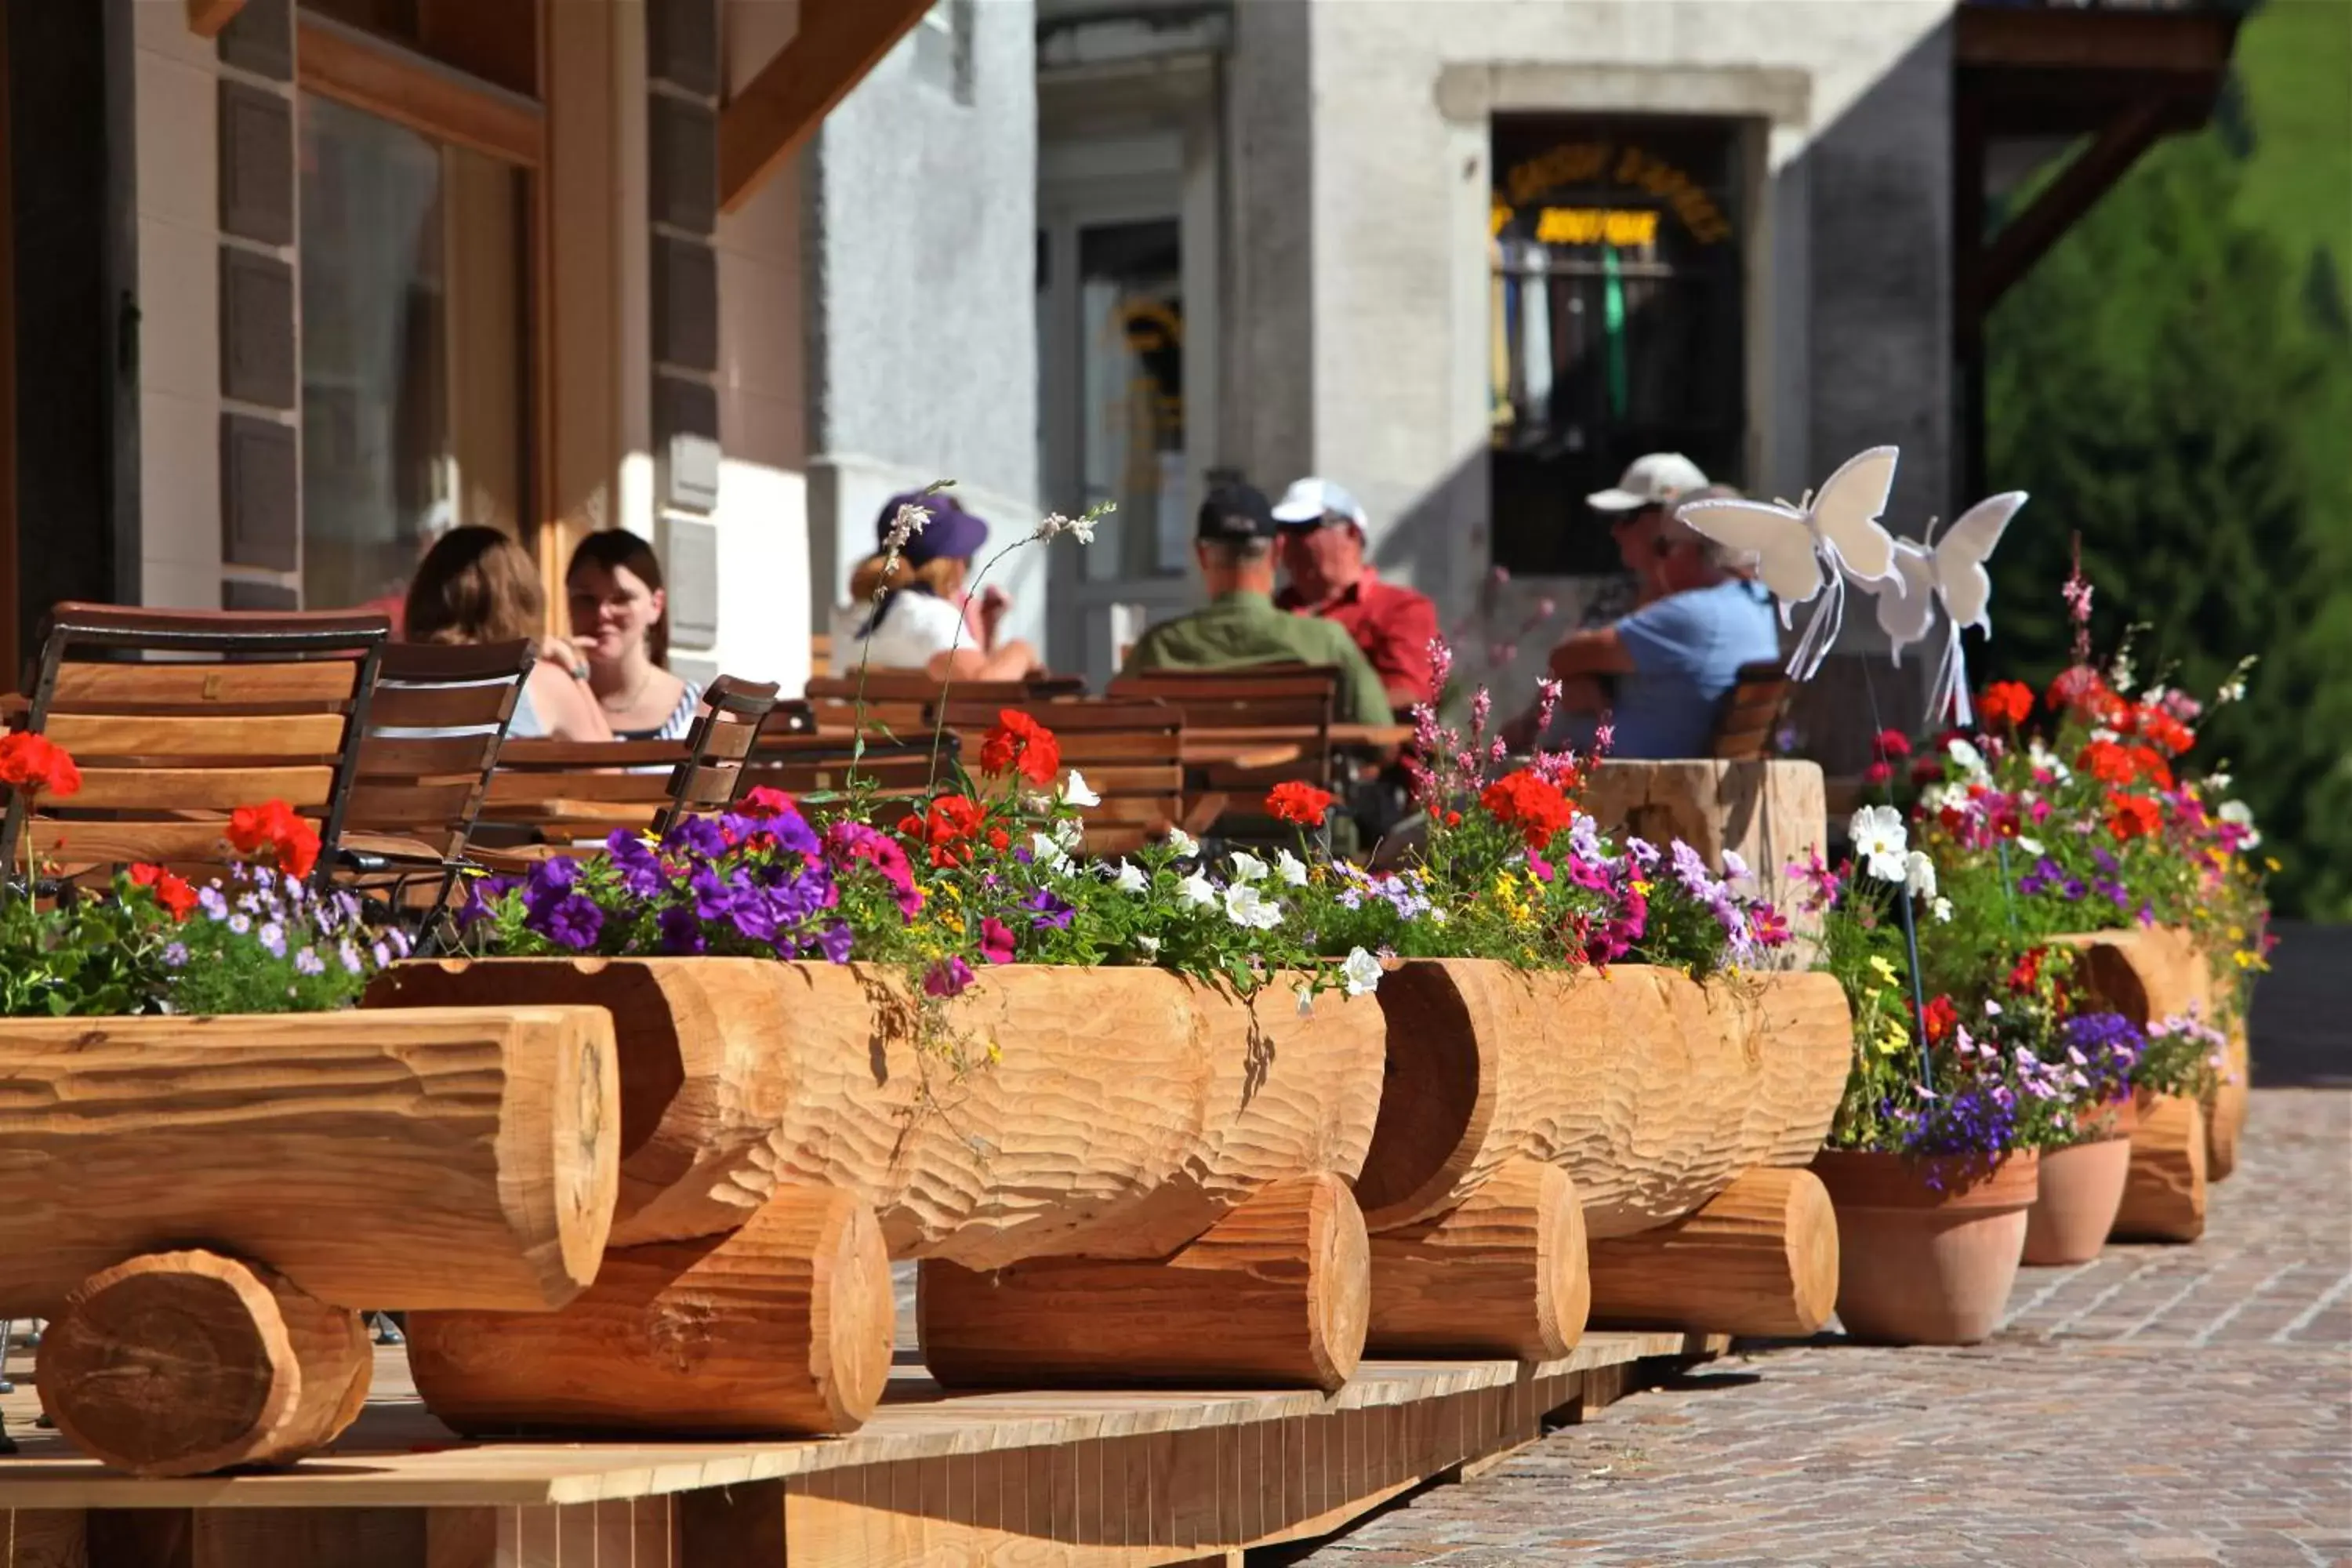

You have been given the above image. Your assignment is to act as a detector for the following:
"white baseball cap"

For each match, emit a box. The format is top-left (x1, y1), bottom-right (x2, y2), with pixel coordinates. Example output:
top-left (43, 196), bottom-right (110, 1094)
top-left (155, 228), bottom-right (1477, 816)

top-left (1270, 477), bottom-right (1370, 532)
top-left (1585, 452), bottom-right (1709, 513)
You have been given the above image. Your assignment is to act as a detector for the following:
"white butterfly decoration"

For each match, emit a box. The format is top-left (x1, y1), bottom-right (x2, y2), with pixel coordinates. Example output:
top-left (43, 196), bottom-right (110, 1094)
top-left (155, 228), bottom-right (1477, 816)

top-left (1676, 446), bottom-right (1906, 680)
top-left (1867, 491), bottom-right (2028, 728)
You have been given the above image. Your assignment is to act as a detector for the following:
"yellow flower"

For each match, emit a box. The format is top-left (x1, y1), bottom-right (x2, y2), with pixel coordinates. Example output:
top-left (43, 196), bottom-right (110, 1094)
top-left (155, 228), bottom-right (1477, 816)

top-left (1631, 878), bottom-right (1653, 897)
top-left (2227, 925), bottom-right (2244, 943)
top-left (938, 913), bottom-right (965, 936)
top-left (1867, 956), bottom-right (1900, 989)
top-left (935, 881), bottom-right (961, 902)
top-left (2264, 856), bottom-right (2282, 873)
top-left (1494, 872), bottom-right (1518, 896)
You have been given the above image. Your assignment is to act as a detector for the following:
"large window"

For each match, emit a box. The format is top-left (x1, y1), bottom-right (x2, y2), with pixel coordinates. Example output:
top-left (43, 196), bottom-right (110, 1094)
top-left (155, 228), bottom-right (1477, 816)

top-left (299, 94), bottom-right (530, 614)
top-left (1489, 117), bottom-right (1746, 576)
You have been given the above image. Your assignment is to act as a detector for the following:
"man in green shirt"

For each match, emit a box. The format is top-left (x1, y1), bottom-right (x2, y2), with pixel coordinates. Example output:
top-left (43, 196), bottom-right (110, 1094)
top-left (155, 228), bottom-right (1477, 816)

top-left (1120, 484), bottom-right (1393, 725)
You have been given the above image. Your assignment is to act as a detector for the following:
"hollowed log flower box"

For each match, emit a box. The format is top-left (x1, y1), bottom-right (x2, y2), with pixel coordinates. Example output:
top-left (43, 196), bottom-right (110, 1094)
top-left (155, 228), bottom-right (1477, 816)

top-left (1352, 960), bottom-right (1853, 1355)
top-left (364, 958), bottom-right (1388, 1423)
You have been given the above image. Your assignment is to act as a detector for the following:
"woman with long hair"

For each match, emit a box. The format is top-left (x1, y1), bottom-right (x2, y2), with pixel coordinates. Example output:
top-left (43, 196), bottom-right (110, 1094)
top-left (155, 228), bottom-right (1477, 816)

top-left (835, 491), bottom-right (1039, 678)
top-left (564, 532), bottom-right (704, 742)
top-left (403, 527), bottom-right (612, 742)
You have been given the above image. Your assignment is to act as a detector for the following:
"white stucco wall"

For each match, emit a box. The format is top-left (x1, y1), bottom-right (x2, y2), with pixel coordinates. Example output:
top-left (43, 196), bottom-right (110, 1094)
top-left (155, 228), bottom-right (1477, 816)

top-left (803, 0), bottom-right (1046, 657)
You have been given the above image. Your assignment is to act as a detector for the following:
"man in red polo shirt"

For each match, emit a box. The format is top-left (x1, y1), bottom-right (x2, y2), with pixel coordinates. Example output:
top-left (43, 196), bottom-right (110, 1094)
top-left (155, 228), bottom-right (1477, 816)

top-left (1271, 477), bottom-right (1441, 712)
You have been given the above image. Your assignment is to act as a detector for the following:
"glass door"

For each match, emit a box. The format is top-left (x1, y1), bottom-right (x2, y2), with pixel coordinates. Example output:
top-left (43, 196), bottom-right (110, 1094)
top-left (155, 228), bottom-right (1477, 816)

top-left (1039, 180), bottom-right (1196, 684)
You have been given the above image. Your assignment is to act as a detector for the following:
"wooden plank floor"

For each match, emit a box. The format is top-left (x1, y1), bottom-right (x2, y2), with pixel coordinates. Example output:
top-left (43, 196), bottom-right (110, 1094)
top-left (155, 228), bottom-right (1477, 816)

top-left (0, 1332), bottom-right (1721, 1565)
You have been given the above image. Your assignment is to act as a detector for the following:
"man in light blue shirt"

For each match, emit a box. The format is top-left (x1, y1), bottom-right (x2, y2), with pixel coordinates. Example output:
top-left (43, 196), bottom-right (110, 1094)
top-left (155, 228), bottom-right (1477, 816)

top-left (1504, 508), bottom-right (1781, 758)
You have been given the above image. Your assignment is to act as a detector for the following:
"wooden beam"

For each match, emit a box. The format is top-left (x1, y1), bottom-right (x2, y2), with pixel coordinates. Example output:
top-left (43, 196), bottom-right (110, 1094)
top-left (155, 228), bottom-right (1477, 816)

top-left (297, 13), bottom-right (544, 169)
top-left (1973, 96), bottom-right (2169, 317)
top-left (1955, 6), bottom-right (2238, 74)
top-left (185, 0), bottom-right (246, 39)
top-left (717, 0), bottom-right (936, 216)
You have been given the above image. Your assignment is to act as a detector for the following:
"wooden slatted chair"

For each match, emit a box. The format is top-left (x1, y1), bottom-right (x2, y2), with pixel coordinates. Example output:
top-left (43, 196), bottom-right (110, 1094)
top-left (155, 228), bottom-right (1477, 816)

top-left (803, 671), bottom-right (1086, 739)
top-left (473, 677), bottom-right (783, 864)
top-left (1105, 665), bottom-right (1343, 848)
top-left (1, 602), bottom-right (390, 894)
top-left (940, 697), bottom-right (1201, 857)
top-left (1711, 661), bottom-right (1794, 762)
top-left (334, 639), bottom-right (537, 921)
top-left (652, 676), bottom-right (783, 835)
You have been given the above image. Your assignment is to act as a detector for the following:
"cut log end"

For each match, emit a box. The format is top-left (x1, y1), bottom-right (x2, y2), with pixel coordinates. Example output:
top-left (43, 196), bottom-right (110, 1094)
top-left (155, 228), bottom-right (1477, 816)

top-left (2112, 1094), bottom-right (2207, 1243)
top-left (919, 1171), bottom-right (1370, 1392)
top-left (38, 1250), bottom-right (370, 1477)
top-left (1588, 1167), bottom-right (1839, 1339)
top-left (1367, 1160), bottom-right (1588, 1360)
top-left (408, 1184), bottom-right (893, 1438)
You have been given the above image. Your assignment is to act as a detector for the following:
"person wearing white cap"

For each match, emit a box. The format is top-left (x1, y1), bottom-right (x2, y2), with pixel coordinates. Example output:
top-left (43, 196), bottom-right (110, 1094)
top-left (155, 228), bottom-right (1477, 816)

top-left (1270, 477), bottom-right (1442, 710)
top-left (1581, 452), bottom-right (1711, 620)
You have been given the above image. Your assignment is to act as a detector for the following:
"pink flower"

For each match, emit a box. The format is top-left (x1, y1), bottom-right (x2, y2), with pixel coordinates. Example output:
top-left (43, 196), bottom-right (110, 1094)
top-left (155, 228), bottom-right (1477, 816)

top-left (979, 916), bottom-right (1017, 964)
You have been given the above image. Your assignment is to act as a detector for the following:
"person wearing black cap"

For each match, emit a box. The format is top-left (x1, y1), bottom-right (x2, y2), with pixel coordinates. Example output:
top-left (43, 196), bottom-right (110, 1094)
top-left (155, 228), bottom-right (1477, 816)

top-left (833, 490), bottom-right (1041, 679)
top-left (1118, 484), bottom-right (1390, 726)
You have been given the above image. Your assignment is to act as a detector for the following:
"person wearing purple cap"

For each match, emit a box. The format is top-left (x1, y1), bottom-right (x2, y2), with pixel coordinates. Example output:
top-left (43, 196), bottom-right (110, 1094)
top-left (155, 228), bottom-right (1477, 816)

top-left (833, 491), bottom-right (1040, 679)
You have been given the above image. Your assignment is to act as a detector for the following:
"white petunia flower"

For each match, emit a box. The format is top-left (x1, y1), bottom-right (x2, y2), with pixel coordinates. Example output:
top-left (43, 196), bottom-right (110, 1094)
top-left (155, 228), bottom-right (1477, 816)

top-left (1112, 861), bottom-right (1148, 894)
top-left (2205, 770), bottom-right (2233, 794)
top-left (1275, 848), bottom-right (1309, 887)
top-left (1945, 737), bottom-right (1988, 780)
top-left (1850, 805), bottom-right (1909, 884)
top-left (1060, 768), bottom-right (1101, 808)
top-left (1295, 985), bottom-right (1315, 1018)
top-left (1933, 896), bottom-right (1954, 924)
top-left (1222, 882), bottom-right (1283, 931)
top-left (2217, 799), bottom-right (2260, 849)
top-left (1164, 828), bottom-right (1200, 859)
top-left (1134, 934), bottom-right (1161, 956)
top-left (1053, 817), bottom-right (1085, 851)
top-left (1341, 946), bottom-right (1383, 997)
top-left (1030, 832), bottom-right (1072, 874)
top-left (1904, 850), bottom-right (1938, 901)
top-left (1229, 851), bottom-right (1270, 884)
top-left (1720, 848), bottom-right (1751, 880)
top-left (2027, 739), bottom-right (2071, 782)
top-left (1176, 872), bottom-right (1217, 909)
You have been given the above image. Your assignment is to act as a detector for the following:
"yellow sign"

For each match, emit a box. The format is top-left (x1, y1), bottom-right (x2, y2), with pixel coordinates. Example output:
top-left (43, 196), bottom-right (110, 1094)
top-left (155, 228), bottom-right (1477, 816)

top-left (1497, 140), bottom-right (1733, 246)
top-left (1534, 207), bottom-right (1659, 247)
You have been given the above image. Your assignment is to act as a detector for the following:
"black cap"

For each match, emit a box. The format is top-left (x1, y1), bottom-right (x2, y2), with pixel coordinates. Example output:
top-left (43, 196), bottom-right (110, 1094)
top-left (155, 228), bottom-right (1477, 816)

top-left (1196, 483), bottom-right (1278, 544)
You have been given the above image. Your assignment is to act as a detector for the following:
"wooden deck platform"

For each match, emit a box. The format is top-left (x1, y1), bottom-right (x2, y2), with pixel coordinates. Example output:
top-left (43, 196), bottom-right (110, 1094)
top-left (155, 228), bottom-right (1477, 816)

top-left (0, 1331), bottom-right (1720, 1566)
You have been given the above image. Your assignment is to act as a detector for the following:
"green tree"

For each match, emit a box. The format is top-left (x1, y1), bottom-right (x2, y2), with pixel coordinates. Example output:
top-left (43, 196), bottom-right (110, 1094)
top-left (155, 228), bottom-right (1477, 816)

top-left (1985, 134), bottom-right (2352, 917)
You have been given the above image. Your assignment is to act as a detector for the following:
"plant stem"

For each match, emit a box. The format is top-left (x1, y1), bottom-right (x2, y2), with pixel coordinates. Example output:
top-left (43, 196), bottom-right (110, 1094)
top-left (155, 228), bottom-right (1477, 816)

top-left (1896, 885), bottom-right (1933, 1092)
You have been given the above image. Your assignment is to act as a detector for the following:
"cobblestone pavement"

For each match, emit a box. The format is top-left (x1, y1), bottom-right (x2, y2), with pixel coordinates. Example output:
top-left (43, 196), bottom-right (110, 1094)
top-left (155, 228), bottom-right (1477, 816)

top-left (1285, 1089), bottom-right (2352, 1567)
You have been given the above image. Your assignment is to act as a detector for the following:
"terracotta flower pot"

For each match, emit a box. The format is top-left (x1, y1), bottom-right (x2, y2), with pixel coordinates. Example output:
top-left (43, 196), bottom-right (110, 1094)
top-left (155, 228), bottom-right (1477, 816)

top-left (2022, 1122), bottom-right (2133, 1267)
top-left (1810, 1149), bottom-right (2039, 1345)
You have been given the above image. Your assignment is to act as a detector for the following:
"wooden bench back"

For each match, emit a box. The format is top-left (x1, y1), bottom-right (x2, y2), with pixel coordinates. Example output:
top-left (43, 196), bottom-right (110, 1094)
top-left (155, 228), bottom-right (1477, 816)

top-left (4, 602), bottom-right (390, 884)
top-left (1711, 660), bottom-right (1793, 762)
top-left (803, 672), bottom-right (1085, 740)
top-left (941, 697), bottom-right (1186, 855)
top-left (1105, 666), bottom-right (1342, 847)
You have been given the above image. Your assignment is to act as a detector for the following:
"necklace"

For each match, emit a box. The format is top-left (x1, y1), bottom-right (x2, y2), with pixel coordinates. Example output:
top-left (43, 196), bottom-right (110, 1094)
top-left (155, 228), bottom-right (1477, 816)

top-left (601, 666), bottom-right (657, 716)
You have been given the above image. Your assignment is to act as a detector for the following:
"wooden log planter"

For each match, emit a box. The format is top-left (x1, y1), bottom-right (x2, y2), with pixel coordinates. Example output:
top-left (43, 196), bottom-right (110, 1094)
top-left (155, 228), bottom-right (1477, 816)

top-left (2056, 928), bottom-right (2215, 1242)
top-left (0, 1007), bottom-right (620, 1318)
top-left (1352, 960), bottom-right (1851, 1354)
top-left (366, 958), bottom-right (1386, 1405)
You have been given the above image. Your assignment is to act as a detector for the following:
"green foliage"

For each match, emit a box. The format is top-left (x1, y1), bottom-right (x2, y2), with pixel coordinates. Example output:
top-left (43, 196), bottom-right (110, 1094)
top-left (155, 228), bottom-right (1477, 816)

top-left (0, 880), bottom-right (166, 1016)
top-left (1985, 107), bottom-right (2352, 915)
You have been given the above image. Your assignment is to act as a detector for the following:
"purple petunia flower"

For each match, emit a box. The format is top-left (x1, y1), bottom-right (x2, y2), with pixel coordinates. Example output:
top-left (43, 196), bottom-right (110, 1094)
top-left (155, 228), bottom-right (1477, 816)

top-left (1021, 887), bottom-right (1075, 931)
top-left (979, 916), bottom-right (1017, 964)
top-left (605, 831), bottom-right (668, 898)
top-left (663, 815), bottom-right (730, 862)
top-left (536, 894), bottom-right (604, 951)
top-left (688, 866), bottom-right (736, 921)
top-left (658, 906), bottom-right (708, 954)
top-left (815, 920), bottom-right (855, 964)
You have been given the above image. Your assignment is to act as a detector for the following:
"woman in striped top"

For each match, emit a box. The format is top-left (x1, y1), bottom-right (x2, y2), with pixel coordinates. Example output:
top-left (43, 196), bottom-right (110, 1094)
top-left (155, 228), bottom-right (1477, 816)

top-left (565, 532), bottom-right (705, 742)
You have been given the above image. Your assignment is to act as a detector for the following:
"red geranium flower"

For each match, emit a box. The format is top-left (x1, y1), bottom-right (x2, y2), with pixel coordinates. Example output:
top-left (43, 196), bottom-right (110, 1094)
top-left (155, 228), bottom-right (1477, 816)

top-left (978, 710), bottom-right (1061, 786)
top-left (1871, 728), bottom-right (1912, 760)
top-left (129, 862), bottom-right (199, 920)
top-left (2008, 946), bottom-right (2045, 994)
top-left (226, 798), bottom-right (321, 880)
top-left (1479, 768), bottom-right (1577, 851)
top-left (1863, 760), bottom-right (1894, 787)
top-left (1266, 781), bottom-right (1334, 828)
top-left (1918, 993), bottom-right (1959, 1045)
top-left (2106, 790), bottom-right (2162, 843)
top-left (2078, 740), bottom-right (2136, 787)
top-left (0, 733), bottom-right (82, 800)
top-left (899, 793), bottom-right (988, 869)
top-left (1977, 681), bottom-right (2034, 729)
